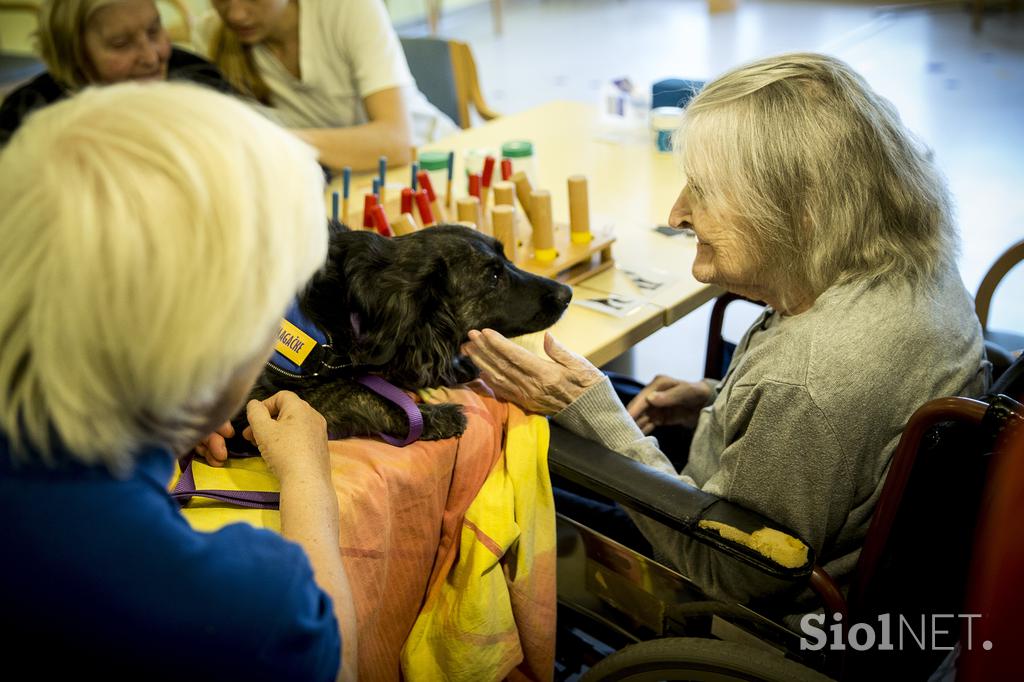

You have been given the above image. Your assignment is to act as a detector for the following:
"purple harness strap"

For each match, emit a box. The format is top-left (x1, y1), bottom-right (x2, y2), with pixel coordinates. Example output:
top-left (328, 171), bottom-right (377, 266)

top-left (170, 378), bottom-right (423, 510)
top-left (170, 454), bottom-right (280, 510)
top-left (357, 375), bottom-right (425, 447)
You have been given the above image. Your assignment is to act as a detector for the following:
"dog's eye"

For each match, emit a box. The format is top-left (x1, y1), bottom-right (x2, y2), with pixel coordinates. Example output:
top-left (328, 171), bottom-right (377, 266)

top-left (488, 263), bottom-right (503, 286)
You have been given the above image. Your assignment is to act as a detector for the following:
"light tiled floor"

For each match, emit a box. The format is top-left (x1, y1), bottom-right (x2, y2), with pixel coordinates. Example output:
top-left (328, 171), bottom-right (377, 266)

top-left (401, 0), bottom-right (1024, 381)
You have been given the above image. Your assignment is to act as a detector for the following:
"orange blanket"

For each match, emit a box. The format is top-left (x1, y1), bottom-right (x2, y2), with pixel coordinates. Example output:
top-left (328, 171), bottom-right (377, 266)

top-left (174, 381), bottom-right (555, 681)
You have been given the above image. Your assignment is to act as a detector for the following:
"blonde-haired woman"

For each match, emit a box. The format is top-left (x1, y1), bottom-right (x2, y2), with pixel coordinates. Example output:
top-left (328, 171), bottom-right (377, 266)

top-left (463, 53), bottom-right (989, 608)
top-left (0, 81), bottom-right (355, 680)
top-left (196, 0), bottom-right (457, 171)
top-left (0, 0), bottom-right (234, 145)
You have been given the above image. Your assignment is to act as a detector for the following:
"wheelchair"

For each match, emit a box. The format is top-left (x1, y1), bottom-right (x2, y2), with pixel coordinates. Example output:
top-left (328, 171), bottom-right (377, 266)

top-left (549, 291), bottom-right (1024, 682)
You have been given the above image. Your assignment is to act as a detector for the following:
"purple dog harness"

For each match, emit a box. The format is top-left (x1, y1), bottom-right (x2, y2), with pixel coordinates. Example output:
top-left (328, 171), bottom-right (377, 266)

top-left (268, 301), bottom-right (424, 447)
top-left (169, 303), bottom-right (425, 510)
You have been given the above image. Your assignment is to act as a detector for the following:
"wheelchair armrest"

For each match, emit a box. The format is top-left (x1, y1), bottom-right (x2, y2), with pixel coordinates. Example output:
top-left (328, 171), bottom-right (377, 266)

top-left (548, 422), bottom-right (816, 580)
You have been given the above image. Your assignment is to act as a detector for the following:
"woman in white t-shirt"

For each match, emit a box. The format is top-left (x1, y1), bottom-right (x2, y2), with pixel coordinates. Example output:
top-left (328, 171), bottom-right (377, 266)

top-left (197, 0), bottom-right (457, 171)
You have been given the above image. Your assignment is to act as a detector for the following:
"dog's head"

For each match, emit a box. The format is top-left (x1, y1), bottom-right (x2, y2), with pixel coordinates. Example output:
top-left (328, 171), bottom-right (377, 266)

top-left (301, 222), bottom-right (572, 387)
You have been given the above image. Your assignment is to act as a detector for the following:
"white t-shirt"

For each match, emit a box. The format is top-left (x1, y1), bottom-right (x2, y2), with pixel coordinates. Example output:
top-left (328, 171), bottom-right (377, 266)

top-left (196, 0), bottom-right (457, 144)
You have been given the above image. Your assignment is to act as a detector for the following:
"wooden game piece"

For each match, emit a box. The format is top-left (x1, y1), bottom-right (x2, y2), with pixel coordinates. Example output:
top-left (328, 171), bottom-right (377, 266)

top-left (530, 190), bottom-right (556, 262)
top-left (417, 171), bottom-right (445, 223)
top-left (491, 205), bottom-right (516, 260)
top-left (493, 181), bottom-right (515, 207)
top-left (500, 158), bottom-right (513, 181)
top-left (415, 189), bottom-right (436, 227)
top-left (446, 151), bottom-right (455, 210)
top-left (481, 156), bottom-right (496, 207)
top-left (378, 156), bottom-right (387, 207)
top-left (512, 171), bottom-right (535, 225)
top-left (456, 196), bottom-right (481, 230)
top-left (331, 191), bottom-right (339, 222)
top-left (370, 204), bottom-right (393, 237)
top-left (410, 162), bottom-right (419, 191)
top-left (362, 194), bottom-right (377, 229)
top-left (567, 175), bottom-right (592, 244)
top-left (341, 167), bottom-right (351, 225)
top-left (394, 213), bottom-right (418, 236)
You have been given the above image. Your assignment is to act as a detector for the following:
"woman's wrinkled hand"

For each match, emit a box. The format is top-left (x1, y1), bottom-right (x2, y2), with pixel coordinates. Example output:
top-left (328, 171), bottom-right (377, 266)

top-left (462, 329), bottom-right (604, 415)
top-left (626, 374), bottom-right (711, 434)
top-left (243, 391), bottom-right (330, 484)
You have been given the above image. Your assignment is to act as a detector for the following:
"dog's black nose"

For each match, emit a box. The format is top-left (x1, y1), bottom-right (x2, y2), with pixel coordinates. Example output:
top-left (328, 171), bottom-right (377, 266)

top-left (552, 284), bottom-right (572, 308)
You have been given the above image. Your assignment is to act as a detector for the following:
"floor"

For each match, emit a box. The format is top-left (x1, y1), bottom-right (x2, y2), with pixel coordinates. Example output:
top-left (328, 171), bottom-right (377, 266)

top-left (401, 0), bottom-right (1024, 382)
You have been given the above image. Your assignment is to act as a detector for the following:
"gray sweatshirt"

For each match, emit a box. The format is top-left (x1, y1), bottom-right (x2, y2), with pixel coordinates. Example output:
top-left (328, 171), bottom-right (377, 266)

top-left (554, 265), bottom-right (988, 606)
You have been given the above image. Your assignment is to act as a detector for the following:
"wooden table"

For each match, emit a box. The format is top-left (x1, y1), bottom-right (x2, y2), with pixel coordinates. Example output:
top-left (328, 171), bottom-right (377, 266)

top-left (327, 100), bottom-right (719, 366)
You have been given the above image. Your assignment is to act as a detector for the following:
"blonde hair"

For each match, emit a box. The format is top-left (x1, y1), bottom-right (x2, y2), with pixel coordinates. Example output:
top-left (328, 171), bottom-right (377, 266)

top-left (210, 22), bottom-right (270, 104)
top-left (676, 52), bottom-right (955, 306)
top-left (37, 0), bottom-right (122, 89)
top-left (0, 81), bottom-right (327, 470)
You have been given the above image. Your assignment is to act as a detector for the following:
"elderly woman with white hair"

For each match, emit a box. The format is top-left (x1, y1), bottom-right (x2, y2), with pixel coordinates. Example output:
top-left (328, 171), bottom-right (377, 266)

top-left (463, 53), bottom-right (988, 607)
top-left (0, 82), bottom-right (355, 680)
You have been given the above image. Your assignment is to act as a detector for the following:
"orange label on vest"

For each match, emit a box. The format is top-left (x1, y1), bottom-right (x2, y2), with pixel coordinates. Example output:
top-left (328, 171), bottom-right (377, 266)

top-left (275, 319), bottom-right (317, 366)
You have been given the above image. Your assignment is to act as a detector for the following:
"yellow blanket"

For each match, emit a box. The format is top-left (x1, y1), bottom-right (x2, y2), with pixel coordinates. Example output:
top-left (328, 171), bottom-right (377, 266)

top-left (171, 382), bottom-right (555, 682)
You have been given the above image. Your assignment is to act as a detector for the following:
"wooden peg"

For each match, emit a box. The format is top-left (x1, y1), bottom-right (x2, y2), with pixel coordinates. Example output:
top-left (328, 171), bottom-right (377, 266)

top-left (568, 175), bottom-right (592, 244)
top-left (512, 171), bottom-right (535, 225)
top-left (493, 181), bottom-right (515, 208)
top-left (491, 205), bottom-right (516, 261)
top-left (456, 197), bottom-right (480, 229)
top-left (393, 212), bottom-right (419, 236)
top-left (530, 190), bottom-right (556, 262)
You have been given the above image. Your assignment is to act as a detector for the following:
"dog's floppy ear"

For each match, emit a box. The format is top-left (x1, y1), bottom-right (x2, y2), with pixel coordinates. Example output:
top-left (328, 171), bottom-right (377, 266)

top-left (347, 249), bottom-right (460, 384)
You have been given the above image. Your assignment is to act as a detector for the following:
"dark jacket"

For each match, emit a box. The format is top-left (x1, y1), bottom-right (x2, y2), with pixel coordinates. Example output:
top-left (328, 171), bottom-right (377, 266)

top-left (0, 47), bottom-right (236, 146)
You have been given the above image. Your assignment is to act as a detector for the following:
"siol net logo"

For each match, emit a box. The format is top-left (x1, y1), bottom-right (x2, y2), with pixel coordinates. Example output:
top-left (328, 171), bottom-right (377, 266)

top-left (799, 612), bottom-right (991, 652)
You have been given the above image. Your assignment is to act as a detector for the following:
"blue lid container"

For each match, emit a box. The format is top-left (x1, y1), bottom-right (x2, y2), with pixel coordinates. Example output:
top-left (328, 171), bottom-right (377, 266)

top-left (651, 78), bottom-right (705, 109)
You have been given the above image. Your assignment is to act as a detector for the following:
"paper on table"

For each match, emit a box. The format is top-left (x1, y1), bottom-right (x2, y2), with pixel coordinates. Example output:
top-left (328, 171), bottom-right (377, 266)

top-left (574, 294), bottom-right (644, 318)
top-left (617, 264), bottom-right (679, 292)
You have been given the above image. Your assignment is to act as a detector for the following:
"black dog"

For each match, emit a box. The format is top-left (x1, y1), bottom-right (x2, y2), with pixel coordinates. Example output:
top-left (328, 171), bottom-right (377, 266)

top-left (240, 221), bottom-right (572, 443)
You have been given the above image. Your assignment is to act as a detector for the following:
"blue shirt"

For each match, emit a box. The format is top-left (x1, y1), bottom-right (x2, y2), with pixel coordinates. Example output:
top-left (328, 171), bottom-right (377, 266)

top-left (0, 434), bottom-right (340, 680)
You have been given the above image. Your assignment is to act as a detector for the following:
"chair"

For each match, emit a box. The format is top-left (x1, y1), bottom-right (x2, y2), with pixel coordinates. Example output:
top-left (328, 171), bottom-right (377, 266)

top-left (974, 237), bottom-right (1024, 379)
top-left (957, 402), bottom-right (1024, 680)
top-left (423, 0), bottom-right (504, 36)
top-left (703, 292), bottom-right (764, 381)
top-left (399, 36), bottom-right (499, 129)
top-left (550, 348), bottom-right (1024, 679)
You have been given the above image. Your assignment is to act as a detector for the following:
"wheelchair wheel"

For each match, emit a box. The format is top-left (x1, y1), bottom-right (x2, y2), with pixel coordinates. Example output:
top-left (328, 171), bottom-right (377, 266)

top-left (580, 637), bottom-right (835, 682)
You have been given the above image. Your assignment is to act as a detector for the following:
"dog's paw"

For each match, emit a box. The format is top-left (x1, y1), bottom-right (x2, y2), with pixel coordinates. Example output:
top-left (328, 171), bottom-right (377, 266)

top-left (418, 402), bottom-right (467, 440)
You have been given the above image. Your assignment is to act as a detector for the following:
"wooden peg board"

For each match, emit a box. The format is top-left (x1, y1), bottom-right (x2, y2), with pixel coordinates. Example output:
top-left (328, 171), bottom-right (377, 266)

top-left (511, 218), bottom-right (616, 285)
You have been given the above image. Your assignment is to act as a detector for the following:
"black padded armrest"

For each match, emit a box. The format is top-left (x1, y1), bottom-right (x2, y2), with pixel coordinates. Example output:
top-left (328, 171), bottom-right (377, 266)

top-left (548, 422), bottom-right (815, 580)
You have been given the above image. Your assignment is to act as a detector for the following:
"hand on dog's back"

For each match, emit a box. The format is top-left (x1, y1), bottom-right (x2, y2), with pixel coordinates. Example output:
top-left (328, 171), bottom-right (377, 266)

top-left (195, 392), bottom-right (330, 473)
top-left (244, 392), bottom-right (331, 482)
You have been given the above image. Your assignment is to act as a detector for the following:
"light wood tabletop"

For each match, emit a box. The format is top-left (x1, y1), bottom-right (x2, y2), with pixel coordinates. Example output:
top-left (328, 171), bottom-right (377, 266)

top-left (327, 100), bottom-right (720, 366)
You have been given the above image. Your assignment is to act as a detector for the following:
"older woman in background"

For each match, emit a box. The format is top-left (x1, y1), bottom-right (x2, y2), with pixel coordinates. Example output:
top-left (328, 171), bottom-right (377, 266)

top-left (464, 53), bottom-right (988, 608)
top-left (0, 82), bottom-right (355, 680)
top-left (0, 0), bottom-right (233, 145)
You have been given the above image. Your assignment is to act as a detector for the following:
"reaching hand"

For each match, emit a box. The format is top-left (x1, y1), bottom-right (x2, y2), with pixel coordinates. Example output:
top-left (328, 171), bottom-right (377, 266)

top-left (462, 329), bottom-right (604, 415)
top-left (195, 421), bottom-right (235, 467)
top-left (626, 375), bottom-right (711, 434)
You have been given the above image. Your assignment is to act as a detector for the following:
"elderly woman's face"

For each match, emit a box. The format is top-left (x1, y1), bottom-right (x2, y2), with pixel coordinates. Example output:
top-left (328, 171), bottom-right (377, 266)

top-left (669, 183), bottom-right (760, 291)
top-left (212, 0), bottom-right (292, 44)
top-left (83, 0), bottom-right (170, 84)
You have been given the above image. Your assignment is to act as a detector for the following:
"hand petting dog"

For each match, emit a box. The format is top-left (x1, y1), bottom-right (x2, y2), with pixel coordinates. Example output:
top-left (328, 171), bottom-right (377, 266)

top-left (462, 330), bottom-right (604, 415)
